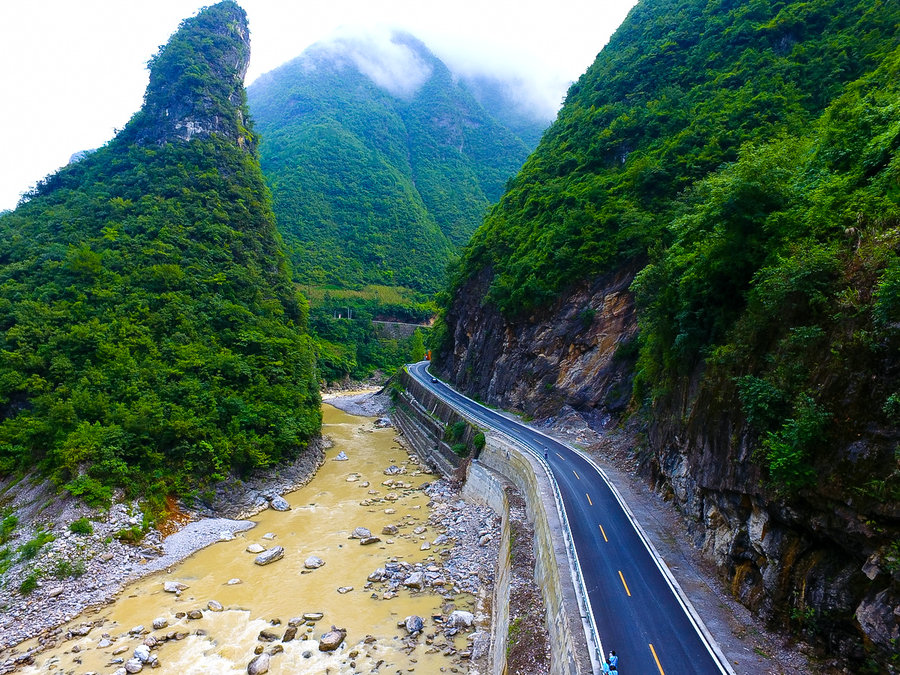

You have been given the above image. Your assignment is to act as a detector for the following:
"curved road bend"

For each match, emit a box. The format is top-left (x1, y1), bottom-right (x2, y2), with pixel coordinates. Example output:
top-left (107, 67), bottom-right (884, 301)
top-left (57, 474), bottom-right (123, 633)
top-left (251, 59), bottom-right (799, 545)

top-left (408, 361), bottom-right (734, 675)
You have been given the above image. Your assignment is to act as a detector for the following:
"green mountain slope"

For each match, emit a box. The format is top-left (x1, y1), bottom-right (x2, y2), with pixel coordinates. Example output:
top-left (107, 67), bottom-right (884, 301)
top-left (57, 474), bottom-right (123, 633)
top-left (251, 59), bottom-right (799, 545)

top-left (247, 33), bottom-right (546, 293)
top-left (437, 0), bottom-right (900, 665)
top-left (0, 1), bottom-right (320, 509)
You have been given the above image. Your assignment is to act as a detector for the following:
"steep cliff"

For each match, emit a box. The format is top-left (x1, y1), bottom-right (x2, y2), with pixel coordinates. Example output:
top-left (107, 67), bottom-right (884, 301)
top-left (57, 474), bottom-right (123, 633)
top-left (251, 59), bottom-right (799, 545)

top-left (436, 0), bottom-right (900, 668)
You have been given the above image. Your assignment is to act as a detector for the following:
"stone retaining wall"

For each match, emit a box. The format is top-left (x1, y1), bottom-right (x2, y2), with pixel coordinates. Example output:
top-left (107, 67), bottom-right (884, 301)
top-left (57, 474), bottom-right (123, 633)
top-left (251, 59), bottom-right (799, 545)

top-left (394, 370), bottom-right (594, 675)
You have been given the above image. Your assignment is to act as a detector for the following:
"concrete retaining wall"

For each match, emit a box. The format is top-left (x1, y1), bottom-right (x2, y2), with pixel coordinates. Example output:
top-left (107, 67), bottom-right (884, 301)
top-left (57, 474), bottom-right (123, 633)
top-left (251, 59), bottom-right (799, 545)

top-left (394, 370), bottom-right (593, 675)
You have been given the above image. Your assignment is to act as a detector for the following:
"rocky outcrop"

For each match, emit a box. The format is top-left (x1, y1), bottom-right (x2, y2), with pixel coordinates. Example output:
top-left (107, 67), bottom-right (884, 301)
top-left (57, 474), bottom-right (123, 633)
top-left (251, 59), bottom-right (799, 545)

top-left (128, 1), bottom-right (254, 150)
top-left (438, 264), bottom-right (638, 421)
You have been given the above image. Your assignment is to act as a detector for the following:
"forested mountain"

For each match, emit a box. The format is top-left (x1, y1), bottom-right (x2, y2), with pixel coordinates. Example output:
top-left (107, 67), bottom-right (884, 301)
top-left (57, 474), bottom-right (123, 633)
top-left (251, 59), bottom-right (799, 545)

top-left (437, 0), bottom-right (900, 667)
top-left (0, 1), bottom-right (320, 510)
top-left (247, 33), bottom-right (548, 294)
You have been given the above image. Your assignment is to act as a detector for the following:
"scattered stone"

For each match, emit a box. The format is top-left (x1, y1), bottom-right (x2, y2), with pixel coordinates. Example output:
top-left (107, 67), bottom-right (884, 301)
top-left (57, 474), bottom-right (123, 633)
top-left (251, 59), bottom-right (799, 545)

top-left (337, 586), bottom-right (353, 594)
top-left (47, 586), bottom-right (64, 598)
top-left (187, 610), bottom-right (203, 620)
top-left (219, 530), bottom-right (235, 541)
top-left (404, 615), bottom-right (424, 634)
top-left (381, 525), bottom-right (398, 535)
top-left (304, 556), bottom-right (325, 569)
top-left (246, 543), bottom-right (266, 554)
top-left (134, 645), bottom-right (151, 662)
top-left (227, 578), bottom-right (242, 585)
top-left (403, 572), bottom-right (425, 590)
top-left (360, 536), bottom-right (382, 546)
top-left (207, 600), bottom-right (223, 612)
top-left (258, 630), bottom-right (278, 642)
top-left (124, 658), bottom-right (143, 673)
top-left (350, 527), bottom-right (372, 539)
top-left (333, 451), bottom-right (349, 461)
top-left (163, 581), bottom-right (187, 593)
top-left (254, 546), bottom-right (284, 566)
top-left (448, 610), bottom-right (475, 629)
top-left (383, 465), bottom-right (403, 476)
top-left (152, 618), bottom-right (168, 631)
top-left (303, 612), bottom-right (324, 622)
top-left (247, 652), bottom-right (270, 674)
top-left (282, 626), bottom-right (298, 642)
top-left (318, 626), bottom-right (347, 652)
top-left (262, 532), bottom-right (276, 540)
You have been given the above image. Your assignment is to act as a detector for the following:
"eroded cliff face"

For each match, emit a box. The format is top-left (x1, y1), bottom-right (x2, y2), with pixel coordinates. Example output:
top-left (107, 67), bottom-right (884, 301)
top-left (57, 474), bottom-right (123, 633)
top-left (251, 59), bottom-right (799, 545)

top-left (130, 1), bottom-right (253, 149)
top-left (438, 265), bottom-right (638, 422)
top-left (436, 272), bottom-right (899, 669)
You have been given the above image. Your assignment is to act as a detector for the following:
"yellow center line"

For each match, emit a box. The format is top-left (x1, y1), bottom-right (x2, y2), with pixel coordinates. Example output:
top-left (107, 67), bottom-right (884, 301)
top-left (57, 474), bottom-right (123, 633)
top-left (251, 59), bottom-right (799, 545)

top-left (555, 452), bottom-right (565, 460)
top-left (649, 643), bottom-right (665, 674)
top-left (585, 493), bottom-right (593, 506)
top-left (573, 470), bottom-right (580, 480)
top-left (598, 523), bottom-right (608, 542)
top-left (618, 570), bottom-right (631, 597)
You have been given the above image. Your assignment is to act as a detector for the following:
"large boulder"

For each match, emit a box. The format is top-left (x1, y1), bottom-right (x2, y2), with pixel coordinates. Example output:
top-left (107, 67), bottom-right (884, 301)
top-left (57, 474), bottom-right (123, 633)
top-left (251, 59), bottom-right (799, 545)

top-left (448, 610), bottom-right (475, 629)
top-left (269, 495), bottom-right (290, 511)
top-left (318, 626), bottom-right (347, 652)
top-left (254, 546), bottom-right (284, 566)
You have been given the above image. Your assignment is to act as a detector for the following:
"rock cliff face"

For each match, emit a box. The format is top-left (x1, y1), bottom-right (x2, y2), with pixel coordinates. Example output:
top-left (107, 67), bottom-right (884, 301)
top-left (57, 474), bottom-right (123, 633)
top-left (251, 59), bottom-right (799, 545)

top-left (439, 265), bottom-right (638, 422)
top-left (129, 1), bottom-right (253, 149)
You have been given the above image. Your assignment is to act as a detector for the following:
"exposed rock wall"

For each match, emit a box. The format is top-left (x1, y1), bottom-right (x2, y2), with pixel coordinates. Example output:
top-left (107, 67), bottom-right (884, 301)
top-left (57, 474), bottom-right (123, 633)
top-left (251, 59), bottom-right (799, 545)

top-left (439, 265), bottom-right (638, 421)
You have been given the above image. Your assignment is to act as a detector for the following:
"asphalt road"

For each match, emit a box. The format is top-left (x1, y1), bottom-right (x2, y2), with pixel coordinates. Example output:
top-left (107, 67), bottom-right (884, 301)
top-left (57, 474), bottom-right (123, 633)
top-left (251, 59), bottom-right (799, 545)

top-left (408, 361), bottom-right (733, 675)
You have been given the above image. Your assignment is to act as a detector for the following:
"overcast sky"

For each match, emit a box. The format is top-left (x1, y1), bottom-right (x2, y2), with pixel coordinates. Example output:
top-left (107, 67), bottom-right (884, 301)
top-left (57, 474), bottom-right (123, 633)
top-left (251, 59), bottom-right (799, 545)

top-left (0, 0), bottom-right (637, 211)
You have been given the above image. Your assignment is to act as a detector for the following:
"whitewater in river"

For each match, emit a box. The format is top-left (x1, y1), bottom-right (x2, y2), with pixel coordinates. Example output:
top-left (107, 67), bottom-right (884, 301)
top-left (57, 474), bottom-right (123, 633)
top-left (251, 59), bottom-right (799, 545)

top-left (17, 404), bottom-right (473, 674)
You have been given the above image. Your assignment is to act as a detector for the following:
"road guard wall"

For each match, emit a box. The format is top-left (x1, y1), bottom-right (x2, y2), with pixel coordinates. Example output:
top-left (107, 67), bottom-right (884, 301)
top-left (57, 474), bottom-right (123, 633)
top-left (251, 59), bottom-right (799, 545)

top-left (394, 370), bottom-right (594, 675)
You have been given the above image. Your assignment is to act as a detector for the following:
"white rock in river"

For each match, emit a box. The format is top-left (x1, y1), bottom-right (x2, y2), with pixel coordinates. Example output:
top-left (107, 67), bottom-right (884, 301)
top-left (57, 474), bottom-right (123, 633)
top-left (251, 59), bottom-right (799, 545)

top-left (246, 543), bottom-right (266, 554)
top-left (350, 527), bottom-right (371, 539)
top-left (403, 572), bottom-right (424, 589)
top-left (163, 581), bottom-right (187, 593)
top-left (208, 600), bottom-right (224, 611)
top-left (134, 645), bottom-right (151, 662)
top-left (254, 546), bottom-right (284, 566)
top-left (124, 658), bottom-right (143, 673)
top-left (247, 652), bottom-right (270, 674)
top-left (269, 495), bottom-right (290, 511)
top-left (262, 532), bottom-right (276, 540)
top-left (448, 610), bottom-right (475, 628)
top-left (304, 556), bottom-right (325, 569)
top-left (333, 451), bottom-right (348, 461)
top-left (227, 578), bottom-right (242, 585)
top-left (152, 618), bottom-right (168, 630)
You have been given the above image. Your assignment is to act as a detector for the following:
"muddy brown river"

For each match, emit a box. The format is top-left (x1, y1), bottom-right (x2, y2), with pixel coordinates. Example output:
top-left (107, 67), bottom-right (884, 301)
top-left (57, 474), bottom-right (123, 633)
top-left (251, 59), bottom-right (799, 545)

top-left (19, 404), bottom-right (473, 674)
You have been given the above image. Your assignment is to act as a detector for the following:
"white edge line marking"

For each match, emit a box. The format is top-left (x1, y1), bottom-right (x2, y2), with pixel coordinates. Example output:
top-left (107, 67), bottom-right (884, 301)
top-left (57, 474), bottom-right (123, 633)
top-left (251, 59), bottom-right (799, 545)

top-left (414, 361), bottom-right (735, 675)
top-left (415, 362), bottom-right (605, 673)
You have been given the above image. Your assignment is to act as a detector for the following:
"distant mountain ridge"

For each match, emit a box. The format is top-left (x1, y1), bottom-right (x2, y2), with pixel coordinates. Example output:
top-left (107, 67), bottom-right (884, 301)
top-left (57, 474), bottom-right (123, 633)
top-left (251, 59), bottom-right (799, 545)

top-left (247, 32), bottom-right (549, 293)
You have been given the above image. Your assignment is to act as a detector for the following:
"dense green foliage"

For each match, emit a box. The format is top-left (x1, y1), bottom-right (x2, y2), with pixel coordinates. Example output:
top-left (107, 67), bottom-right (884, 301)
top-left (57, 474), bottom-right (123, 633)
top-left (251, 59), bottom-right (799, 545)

top-left (443, 0), bottom-right (900, 493)
top-left (0, 2), bottom-right (321, 508)
top-left (309, 289), bottom-right (434, 382)
top-left (248, 33), bottom-right (545, 294)
top-left (453, 0), bottom-right (898, 315)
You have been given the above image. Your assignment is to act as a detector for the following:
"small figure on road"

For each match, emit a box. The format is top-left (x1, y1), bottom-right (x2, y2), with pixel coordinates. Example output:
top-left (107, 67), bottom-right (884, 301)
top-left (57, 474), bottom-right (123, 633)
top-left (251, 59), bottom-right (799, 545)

top-left (609, 650), bottom-right (618, 670)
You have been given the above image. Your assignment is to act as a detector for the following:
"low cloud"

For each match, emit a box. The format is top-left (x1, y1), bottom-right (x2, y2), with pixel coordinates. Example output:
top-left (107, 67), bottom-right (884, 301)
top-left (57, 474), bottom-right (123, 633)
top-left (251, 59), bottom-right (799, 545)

top-left (318, 27), bottom-right (433, 99)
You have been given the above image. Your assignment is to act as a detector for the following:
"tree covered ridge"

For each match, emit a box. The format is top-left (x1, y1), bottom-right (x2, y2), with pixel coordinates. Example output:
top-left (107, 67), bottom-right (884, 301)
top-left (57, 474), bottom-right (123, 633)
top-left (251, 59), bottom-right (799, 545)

top-left (0, 1), bottom-right (321, 511)
top-left (451, 0), bottom-right (898, 315)
top-left (248, 32), bottom-right (544, 293)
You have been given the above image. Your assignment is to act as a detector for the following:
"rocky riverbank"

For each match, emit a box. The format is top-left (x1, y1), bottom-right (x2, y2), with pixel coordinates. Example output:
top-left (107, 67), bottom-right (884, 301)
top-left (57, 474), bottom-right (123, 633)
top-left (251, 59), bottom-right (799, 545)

top-left (0, 437), bottom-right (326, 667)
